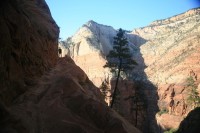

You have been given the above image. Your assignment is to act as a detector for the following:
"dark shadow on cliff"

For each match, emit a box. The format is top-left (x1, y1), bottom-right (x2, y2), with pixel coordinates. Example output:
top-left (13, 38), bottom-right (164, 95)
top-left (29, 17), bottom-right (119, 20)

top-left (176, 107), bottom-right (200, 133)
top-left (0, 0), bottom-right (59, 132)
top-left (130, 34), bottom-right (160, 133)
top-left (0, 102), bottom-right (27, 133)
top-left (0, 0), bottom-right (59, 106)
top-left (109, 34), bottom-right (159, 133)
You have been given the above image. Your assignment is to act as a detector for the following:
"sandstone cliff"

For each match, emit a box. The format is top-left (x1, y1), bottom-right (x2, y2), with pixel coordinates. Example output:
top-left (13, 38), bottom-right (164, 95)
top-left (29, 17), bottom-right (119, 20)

top-left (0, 0), bottom-right (59, 105)
top-left (7, 57), bottom-right (140, 133)
top-left (132, 7), bottom-right (200, 85)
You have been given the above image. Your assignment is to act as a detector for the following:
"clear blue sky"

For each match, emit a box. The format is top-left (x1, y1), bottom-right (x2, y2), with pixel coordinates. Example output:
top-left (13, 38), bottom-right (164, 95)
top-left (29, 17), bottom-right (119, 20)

top-left (45, 0), bottom-right (200, 40)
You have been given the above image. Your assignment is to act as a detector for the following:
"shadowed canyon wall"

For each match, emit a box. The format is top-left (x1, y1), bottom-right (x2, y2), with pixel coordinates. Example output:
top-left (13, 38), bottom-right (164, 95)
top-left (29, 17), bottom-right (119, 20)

top-left (0, 0), bottom-right (59, 105)
top-left (176, 107), bottom-right (200, 133)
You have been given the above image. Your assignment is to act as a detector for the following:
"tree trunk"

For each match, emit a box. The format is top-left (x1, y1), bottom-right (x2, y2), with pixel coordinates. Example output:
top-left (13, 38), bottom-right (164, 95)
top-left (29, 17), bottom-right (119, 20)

top-left (110, 60), bottom-right (122, 108)
top-left (135, 101), bottom-right (138, 127)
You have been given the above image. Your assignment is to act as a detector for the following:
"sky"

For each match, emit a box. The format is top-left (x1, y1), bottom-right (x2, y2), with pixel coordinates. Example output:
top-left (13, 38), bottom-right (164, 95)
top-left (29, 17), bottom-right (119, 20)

top-left (45, 0), bottom-right (200, 40)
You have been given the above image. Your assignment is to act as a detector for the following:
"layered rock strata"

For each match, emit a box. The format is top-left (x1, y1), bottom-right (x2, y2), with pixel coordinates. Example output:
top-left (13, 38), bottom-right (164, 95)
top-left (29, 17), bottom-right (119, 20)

top-left (132, 7), bottom-right (200, 130)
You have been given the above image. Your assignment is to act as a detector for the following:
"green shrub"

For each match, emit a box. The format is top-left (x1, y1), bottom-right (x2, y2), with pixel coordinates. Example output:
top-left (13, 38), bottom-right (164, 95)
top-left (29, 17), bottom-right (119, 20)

top-left (164, 128), bottom-right (178, 133)
top-left (158, 108), bottom-right (168, 116)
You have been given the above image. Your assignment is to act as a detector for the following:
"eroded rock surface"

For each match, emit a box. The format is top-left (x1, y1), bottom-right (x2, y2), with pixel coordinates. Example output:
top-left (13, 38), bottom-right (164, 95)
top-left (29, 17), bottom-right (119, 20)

top-left (0, 0), bottom-right (59, 105)
top-left (9, 57), bottom-right (141, 133)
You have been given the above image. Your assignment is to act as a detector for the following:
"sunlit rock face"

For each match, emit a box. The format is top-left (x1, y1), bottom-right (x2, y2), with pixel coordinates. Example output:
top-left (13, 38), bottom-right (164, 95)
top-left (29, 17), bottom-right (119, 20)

top-left (0, 0), bottom-right (59, 105)
top-left (60, 20), bottom-right (137, 87)
top-left (69, 20), bottom-right (116, 56)
top-left (132, 8), bottom-right (200, 85)
top-left (131, 8), bottom-right (200, 130)
top-left (60, 20), bottom-right (116, 87)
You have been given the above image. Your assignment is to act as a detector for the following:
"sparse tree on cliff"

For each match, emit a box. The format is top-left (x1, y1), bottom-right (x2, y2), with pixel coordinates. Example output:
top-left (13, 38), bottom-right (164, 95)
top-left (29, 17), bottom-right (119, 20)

top-left (186, 76), bottom-right (200, 108)
top-left (104, 28), bottom-right (137, 108)
top-left (124, 81), bottom-right (147, 127)
top-left (99, 79), bottom-right (109, 100)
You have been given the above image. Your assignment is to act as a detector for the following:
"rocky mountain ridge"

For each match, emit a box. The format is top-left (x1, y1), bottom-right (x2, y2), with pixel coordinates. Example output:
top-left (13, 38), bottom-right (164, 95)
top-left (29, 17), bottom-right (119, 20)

top-left (150, 7), bottom-right (200, 27)
top-left (66, 20), bottom-right (116, 56)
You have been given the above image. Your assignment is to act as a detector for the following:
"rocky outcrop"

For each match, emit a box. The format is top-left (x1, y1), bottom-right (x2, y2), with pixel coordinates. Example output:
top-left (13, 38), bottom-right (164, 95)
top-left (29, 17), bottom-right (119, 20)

top-left (0, 0), bottom-right (59, 105)
top-left (8, 57), bottom-right (141, 133)
top-left (150, 8), bottom-right (200, 27)
top-left (156, 113), bottom-right (183, 131)
top-left (58, 41), bottom-right (69, 57)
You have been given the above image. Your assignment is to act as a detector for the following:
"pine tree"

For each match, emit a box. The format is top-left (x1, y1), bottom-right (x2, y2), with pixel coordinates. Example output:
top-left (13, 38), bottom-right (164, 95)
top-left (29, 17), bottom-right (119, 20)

top-left (99, 80), bottom-right (109, 100)
top-left (186, 76), bottom-right (200, 108)
top-left (124, 82), bottom-right (147, 127)
top-left (104, 28), bottom-right (137, 108)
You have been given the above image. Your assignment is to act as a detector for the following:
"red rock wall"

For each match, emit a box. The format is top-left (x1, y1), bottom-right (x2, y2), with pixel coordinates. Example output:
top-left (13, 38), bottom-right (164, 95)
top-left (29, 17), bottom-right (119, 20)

top-left (8, 57), bottom-right (141, 133)
top-left (0, 0), bottom-right (59, 105)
